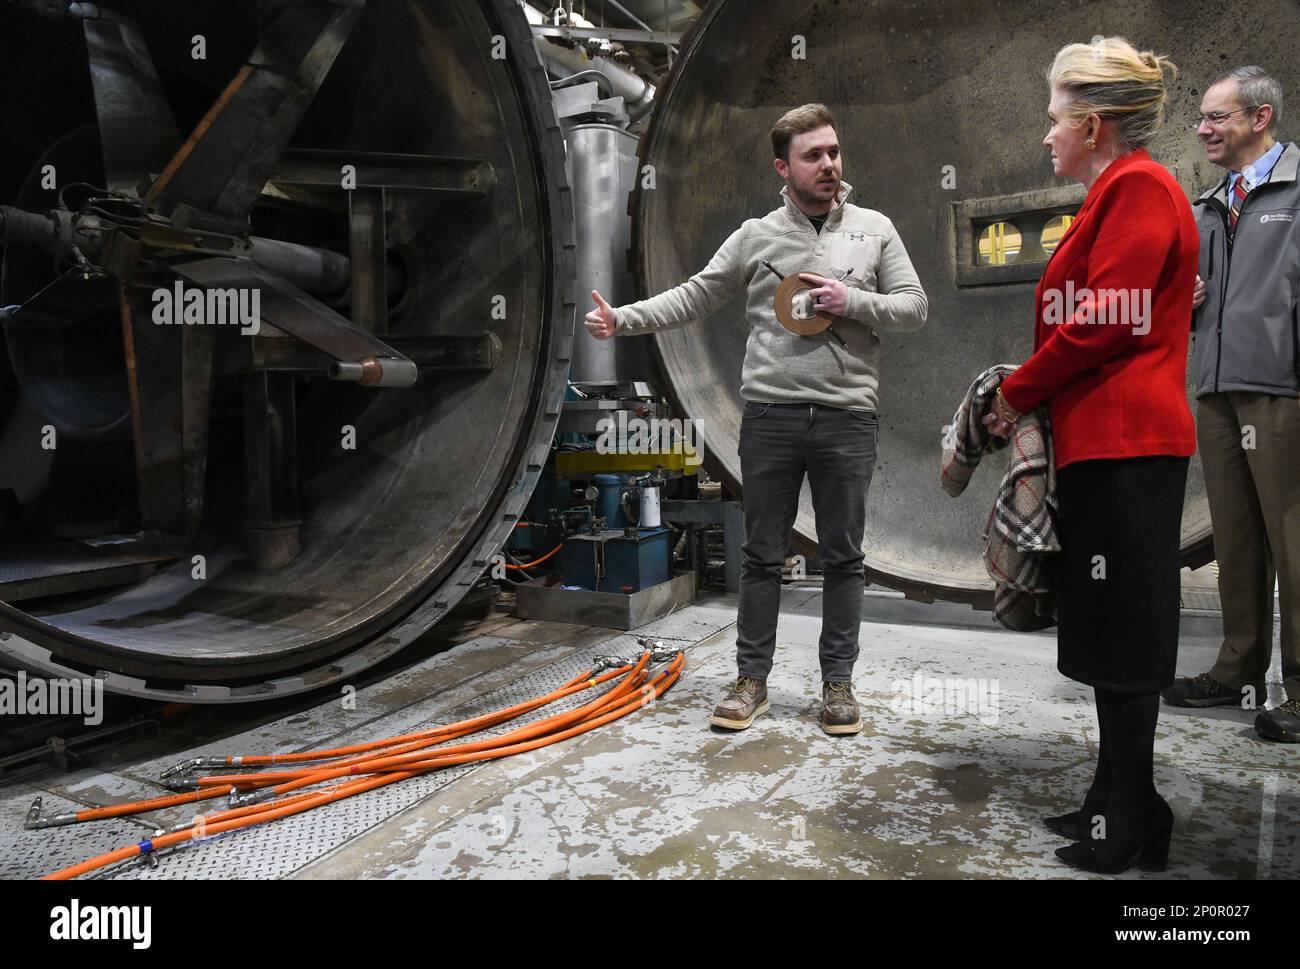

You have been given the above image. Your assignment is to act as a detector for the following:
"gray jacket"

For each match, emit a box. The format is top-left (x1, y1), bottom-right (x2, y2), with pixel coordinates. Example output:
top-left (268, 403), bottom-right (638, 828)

top-left (1191, 140), bottom-right (1300, 398)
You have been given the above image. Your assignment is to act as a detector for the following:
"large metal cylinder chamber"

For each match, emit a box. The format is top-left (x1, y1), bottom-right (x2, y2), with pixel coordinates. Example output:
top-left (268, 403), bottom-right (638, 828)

top-left (633, 0), bottom-right (1300, 603)
top-left (0, 0), bottom-right (575, 700)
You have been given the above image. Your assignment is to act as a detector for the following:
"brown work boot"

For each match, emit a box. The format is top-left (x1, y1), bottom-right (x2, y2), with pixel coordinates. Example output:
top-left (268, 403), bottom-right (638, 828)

top-left (709, 676), bottom-right (769, 730)
top-left (821, 680), bottom-right (863, 735)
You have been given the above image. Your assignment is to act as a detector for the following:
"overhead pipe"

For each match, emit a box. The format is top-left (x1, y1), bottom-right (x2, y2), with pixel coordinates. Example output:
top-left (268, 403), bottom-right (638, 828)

top-left (550, 69), bottom-right (615, 99)
top-left (520, 1), bottom-right (655, 121)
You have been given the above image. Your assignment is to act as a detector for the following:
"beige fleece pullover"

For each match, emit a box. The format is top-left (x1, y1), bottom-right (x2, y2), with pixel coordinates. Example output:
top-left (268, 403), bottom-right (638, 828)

top-left (614, 180), bottom-right (928, 411)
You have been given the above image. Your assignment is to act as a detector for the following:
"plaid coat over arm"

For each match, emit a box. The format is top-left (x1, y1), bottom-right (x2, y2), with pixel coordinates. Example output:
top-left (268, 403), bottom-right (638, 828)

top-left (941, 364), bottom-right (1060, 631)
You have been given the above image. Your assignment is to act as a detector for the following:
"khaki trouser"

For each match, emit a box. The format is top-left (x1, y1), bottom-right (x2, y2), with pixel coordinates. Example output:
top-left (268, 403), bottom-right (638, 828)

top-left (1196, 392), bottom-right (1300, 701)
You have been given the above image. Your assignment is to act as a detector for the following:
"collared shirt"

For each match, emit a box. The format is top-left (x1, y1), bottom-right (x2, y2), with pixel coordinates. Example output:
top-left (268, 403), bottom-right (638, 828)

top-left (1229, 140), bottom-right (1285, 199)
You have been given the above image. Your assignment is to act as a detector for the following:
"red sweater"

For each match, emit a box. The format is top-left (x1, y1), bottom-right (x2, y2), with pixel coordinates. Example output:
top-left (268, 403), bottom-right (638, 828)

top-left (997, 149), bottom-right (1199, 469)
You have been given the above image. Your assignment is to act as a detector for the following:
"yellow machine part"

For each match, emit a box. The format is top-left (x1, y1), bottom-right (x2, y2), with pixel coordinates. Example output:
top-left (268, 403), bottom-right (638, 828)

top-left (555, 450), bottom-right (702, 476)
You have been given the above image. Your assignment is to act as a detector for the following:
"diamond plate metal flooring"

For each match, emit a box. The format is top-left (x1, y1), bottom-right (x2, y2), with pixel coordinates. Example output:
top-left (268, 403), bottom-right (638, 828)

top-left (0, 609), bottom-right (730, 881)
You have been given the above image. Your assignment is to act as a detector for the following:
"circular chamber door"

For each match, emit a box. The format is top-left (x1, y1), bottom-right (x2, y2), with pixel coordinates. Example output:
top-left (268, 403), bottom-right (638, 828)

top-left (0, 0), bottom-right (574, 699)
top-left (632, 0), bottom-right (1300, 603)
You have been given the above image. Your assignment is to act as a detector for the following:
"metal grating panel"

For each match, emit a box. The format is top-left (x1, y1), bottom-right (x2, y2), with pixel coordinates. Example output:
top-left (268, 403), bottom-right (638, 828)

top-left (0, 786), bottom-right (154, 880)
top-left (95, 646), bottom-right (687, 880)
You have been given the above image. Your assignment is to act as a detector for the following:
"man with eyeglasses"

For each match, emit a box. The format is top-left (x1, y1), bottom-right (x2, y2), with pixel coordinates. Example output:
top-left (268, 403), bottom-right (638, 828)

top-left (1163, 66), bottom-right (1300, 744)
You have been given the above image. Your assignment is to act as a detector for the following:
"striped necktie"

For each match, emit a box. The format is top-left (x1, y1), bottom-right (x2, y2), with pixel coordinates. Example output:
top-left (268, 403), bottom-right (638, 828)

top-left (1229, 174), bottom-right (1250, 233)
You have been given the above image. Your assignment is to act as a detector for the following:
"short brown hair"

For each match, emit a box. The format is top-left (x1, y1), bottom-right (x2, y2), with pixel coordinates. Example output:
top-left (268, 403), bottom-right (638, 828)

top-left (770, 103), bottom-right (837, 162)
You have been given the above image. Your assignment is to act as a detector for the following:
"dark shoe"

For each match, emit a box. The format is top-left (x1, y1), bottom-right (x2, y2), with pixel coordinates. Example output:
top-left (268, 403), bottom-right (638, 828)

top-left (820, 681), bottom-right (863, 736)
top-left (1255, 698), bottom-right (1300, 743)
top-left (709, 677), bottom-right (769, 730)
top-left (1044, 810), bottom-right (1093, 841)
top-left (1054, 799), bottom-right (1174, 875)
top-left (1160, 672), bottom-right (1259, 709)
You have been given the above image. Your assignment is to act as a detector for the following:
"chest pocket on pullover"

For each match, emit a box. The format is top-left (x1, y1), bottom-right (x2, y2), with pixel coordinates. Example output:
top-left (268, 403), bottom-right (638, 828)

top-left (825, 230), bottom-right (881, 290)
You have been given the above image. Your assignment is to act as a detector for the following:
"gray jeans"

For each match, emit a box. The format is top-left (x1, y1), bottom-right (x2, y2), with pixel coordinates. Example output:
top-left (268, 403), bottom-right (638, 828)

top-left (735, 401), bottom-right (879, 683)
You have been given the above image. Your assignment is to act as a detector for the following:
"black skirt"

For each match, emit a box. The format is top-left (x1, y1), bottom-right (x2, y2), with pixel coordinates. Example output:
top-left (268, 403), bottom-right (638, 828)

top-left (1055, 455), bottom-right (1189, 693)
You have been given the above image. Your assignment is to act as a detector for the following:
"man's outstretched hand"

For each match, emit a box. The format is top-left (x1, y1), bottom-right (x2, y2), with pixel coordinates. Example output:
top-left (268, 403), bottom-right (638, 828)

top-left (798, 273), bottom-right (849, 317)
top-left (584, 290), bottom-right (617, 339)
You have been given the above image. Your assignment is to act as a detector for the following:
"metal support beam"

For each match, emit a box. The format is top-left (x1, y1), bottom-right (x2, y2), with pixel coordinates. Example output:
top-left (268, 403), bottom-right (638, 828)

top-left (242, 372), bottom-right (301, 570)
top-left (173, 256), bottom-right (418, 387)
top-left (660, 499), bottom-right (743, 593)
top-left (531, 24), bottom-right (681, 46)
top-left (348, 188), bottom-right (387, 333)
top-left (272, 149), bottom-right (494, 199)
top-left (120, 284), bottom-right (215, 540)
top-left (249, 332), bottom-right (501, 374)
top-left (145, 0), bottom-right (364, 220)
top-left (83, 14), bottom-right (181, 197)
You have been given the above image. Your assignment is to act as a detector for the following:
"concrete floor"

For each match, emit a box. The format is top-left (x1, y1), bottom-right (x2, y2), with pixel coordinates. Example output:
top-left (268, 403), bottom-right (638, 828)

top-left (1, 576), bottom-right (1295, 880)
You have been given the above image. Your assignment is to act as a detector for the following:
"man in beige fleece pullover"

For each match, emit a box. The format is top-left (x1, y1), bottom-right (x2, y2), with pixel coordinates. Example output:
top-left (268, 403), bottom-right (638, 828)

top-left (585, 103), bottom-right (928, 735)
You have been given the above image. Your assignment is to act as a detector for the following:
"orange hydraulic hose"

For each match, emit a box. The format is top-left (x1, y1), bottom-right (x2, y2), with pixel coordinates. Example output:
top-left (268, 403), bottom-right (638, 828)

top-left (64, 663), bottom-right (634, 822)
top-left (68, 786), bottom-right (229, 823)
top-left (42, 658), bottom-right (678, 881)
top-left (215, 654), bottom-right (654, 795)
top-left (181, 789), bottom-right (327, 829)
top-left (217, 656), bottom-right (676, 814)
top-left (504, 543), bottom-right (563, 569)
top-left (44, 661), bottom-right (678, 881)
top-left (187, 655), bottom-right (682, 840)
top-left (192, 659), bottom-right (646, 789)
top-left (41, 651), bottom-right (681, 880)
top-left (207, 663), bottom-right (626, 767)
top-left (562, 666), bottom-right (601, 689)
top-left (370, 655), bottom-right (683, 774)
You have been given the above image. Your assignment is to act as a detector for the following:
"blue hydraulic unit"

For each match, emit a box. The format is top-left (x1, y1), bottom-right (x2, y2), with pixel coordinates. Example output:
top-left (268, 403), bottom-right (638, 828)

top-left (562, 472), bottom-right (670, 593)
top-left (562, 527), bottom-right (672, 593)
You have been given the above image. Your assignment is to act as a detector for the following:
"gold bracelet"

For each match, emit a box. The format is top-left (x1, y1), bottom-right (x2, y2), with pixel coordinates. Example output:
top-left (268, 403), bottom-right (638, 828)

top-left (995, 387), bottom-right (1021, 423)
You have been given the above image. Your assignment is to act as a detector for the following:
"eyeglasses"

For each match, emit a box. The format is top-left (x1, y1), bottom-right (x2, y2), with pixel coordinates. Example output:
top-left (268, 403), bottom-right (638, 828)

top-left (1190, 107), bottom-right (1258, 129)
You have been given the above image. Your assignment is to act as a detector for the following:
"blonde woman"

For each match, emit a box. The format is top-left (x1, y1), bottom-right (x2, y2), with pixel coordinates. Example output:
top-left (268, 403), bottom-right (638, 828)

top-left (984, 38), bottom-right (1198, 874)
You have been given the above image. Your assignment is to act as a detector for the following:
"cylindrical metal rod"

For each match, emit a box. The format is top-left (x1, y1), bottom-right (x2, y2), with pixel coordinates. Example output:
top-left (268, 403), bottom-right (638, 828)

top-left (1, 207), bottom-right (351, 298)
top-left (0, 205), bottom-right (58, 245)
top-left (327, 356), bottom-right (418, 387)
top-left (248, 236), bottom-right (351, 296)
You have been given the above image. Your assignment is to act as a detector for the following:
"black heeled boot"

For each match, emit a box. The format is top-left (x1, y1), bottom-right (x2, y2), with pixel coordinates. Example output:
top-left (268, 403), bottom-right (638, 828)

top-left (1055, 796), bottom-right (1173, 873)
top-left (1044, 809), bottom-right (1094, 842)
top-left (1053, 689), bottom-right (1173, 874)
top-left (1045, 688), bottom-right (1109, 840)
